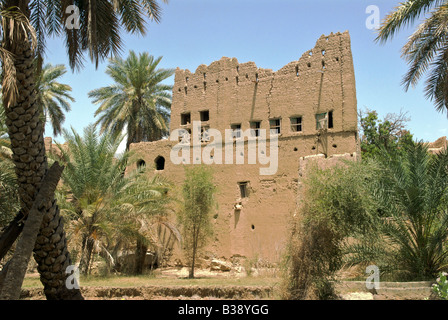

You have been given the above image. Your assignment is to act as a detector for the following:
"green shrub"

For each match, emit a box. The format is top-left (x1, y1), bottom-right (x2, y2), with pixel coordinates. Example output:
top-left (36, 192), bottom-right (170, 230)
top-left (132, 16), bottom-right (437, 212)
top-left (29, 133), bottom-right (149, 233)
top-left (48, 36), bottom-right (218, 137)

top-left (432, 273), bottom-right (448, 300)
top-left (282, 159), bottom-right (380, 300)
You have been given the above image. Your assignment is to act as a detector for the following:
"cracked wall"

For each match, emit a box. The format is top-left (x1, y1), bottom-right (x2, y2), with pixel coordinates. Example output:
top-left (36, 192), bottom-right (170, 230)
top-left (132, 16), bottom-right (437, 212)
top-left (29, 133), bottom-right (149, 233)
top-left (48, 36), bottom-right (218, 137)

top-left (171, 31), bottom-right (357, 146)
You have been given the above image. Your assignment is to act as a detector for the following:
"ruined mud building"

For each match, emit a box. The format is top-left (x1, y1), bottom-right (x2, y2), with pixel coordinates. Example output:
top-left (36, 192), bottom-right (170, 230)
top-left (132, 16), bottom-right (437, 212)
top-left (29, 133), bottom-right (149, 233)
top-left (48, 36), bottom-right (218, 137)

top-left (129, 31), bottom-right (359, 262)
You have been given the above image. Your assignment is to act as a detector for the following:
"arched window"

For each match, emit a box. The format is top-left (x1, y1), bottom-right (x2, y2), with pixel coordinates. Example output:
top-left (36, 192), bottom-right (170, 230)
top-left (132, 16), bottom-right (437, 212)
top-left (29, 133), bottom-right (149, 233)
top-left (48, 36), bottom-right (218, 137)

top-left (155, 156), bottom-right (165, 171)
top-left (137, 159), bottom-right (146, 169)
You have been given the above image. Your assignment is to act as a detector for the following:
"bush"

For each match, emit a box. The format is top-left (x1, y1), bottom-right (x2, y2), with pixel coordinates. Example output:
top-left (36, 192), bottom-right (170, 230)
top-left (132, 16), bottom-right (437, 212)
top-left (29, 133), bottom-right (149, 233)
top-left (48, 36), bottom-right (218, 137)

top-left (432, 273), bottom-right (448, 300)
top-left (282, 218), bottom-right (340, 300)
top-left (283, 140), bottom-right (448, 299)
top-left (282, 160), bottom-right (380, 300)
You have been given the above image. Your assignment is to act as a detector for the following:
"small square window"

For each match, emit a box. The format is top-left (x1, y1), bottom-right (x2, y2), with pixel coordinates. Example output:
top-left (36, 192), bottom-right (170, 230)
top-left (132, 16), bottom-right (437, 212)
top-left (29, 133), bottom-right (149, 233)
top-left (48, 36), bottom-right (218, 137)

top-left (316, 113), bottom-right (327, 130)
top-left (290, 117), bottom-right (302, 132)
top-left (250, 121), bottom-right (261, 137)
top-left (200, 110), bottom-right (210, 122)
top-left (316, 111), bottom-right (333, 130)
top-left (181, 112), bottom-right (191, 126)
top-left (269, 119), bottom-right (281, 135)
top-left (231, 124), bottom-right (242, 139)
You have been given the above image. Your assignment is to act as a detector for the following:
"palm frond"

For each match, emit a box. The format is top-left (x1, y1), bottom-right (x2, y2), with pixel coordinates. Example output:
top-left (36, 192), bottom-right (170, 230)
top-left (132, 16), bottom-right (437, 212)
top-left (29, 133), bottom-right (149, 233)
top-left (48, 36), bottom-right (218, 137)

top-left (376, 0), bottom-right (448, 115)
top-left (34, 63), bottom-right (74, 135)
top-left (376, 0), bottom-right (445, 43)
top-left (0, 6), bottom-right (37, 107)
top-left (89, 50), bottom-right (174, 148)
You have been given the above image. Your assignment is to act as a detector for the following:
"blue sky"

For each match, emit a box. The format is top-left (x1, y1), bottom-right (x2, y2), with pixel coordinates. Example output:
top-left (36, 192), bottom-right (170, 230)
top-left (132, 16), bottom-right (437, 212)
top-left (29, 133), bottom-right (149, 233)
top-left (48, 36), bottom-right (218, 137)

top-left (44, 0), bottom-right (448, 149)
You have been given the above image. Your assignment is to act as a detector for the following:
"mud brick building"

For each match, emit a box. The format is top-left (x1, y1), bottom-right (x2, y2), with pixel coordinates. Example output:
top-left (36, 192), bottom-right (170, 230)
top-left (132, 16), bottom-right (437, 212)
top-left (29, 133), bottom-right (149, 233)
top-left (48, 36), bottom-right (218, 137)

top-left (129, 31), bottom-right (359, 262)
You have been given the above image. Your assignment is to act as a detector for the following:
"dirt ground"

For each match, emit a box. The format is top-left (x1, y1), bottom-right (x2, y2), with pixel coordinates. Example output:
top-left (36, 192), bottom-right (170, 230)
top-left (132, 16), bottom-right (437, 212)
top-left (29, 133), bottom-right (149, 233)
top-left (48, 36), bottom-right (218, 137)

top-left (20, 267), bottom-right (435, 300)
top-left (20, 285), bottom-right (433, 300)
top-left (20, 267), bottom-right (277, 300)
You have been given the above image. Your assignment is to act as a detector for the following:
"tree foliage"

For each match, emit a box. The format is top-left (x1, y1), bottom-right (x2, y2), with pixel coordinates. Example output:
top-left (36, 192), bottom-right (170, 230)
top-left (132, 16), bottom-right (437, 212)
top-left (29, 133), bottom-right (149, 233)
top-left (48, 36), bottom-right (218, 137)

top-left (359, 108), bottom-right (414, 159)
top-left (0, 98), bottom-right (18, 227)
top-left (376, 0), bottom-right (448, 115)
top-left (348, 143), bottom-right (448, 280)
top-left (284, 139), bottom-right (448, 297)
top-left (5, 0), bottom-right (170, 71)
top-left (35, 63), bottom-right (74, 136)
top-left (0, 0), bottom-right (170, 300)
top-left (282, 159), bottom-right (381, 299)
top-left (89, 51), bottom-right (174, 150)
top-left (178, 165), bottom-right (217, 279)
top-left (52, 125), bottom-right (176, 274)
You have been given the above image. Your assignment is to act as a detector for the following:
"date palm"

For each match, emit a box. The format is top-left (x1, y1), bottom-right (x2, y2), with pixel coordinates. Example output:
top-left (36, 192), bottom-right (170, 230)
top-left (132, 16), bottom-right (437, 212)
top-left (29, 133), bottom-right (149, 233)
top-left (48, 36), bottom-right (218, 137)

top-left (54, 125), bottom-right (176, 275)
top-left (89, 50), bottom-right (174, 150)
top-left (0, 99), bottom-right (19, 226)
top-left (35, 63), bottom-right (74, 136)
top-left (0, 94), bottom-right (11, 158)
top-left (377, 0), bottom-right (448, 115)
top-left (0, 160), bottom-right (18, 227)
top-left (347, 143), bottom-right (448, 280)
top-left (0, 0), bottom-right (168, 300)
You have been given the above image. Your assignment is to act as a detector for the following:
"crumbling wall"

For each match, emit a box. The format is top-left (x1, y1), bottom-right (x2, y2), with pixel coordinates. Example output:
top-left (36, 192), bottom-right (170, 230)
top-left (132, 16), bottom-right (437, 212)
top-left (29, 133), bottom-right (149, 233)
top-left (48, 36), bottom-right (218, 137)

top-left (170, 31), bottom-right (358, 158)
top-left (428, 136), bottom-right (447, 155)
top-left (129, 31), bottom-right (359, 263)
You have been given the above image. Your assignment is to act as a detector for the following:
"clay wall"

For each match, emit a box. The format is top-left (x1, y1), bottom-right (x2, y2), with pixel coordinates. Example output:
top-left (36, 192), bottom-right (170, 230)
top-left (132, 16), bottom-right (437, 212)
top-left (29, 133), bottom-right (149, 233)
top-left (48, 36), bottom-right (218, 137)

top-left (129, 31), bottom-right (359, 262)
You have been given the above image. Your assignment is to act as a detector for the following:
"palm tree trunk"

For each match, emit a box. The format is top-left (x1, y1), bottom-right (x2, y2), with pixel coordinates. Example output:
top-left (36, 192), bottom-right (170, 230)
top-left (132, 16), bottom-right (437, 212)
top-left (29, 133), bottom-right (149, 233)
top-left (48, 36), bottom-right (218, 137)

top-left (0, 162), bottom-right (63, 300)
top-left (79, 237), bottom-right (94, 275)
top-left (134, 238), bottom-right (147, 275)
top-left (2, 39), bottom-right (83, 300)
top-left (78, 235), bottom-right (87, 273)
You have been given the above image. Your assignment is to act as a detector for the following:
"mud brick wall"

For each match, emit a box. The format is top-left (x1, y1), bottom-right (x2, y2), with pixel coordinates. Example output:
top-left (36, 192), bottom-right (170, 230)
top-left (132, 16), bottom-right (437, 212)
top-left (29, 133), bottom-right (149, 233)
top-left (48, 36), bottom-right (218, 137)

top-left (129, 31), bottom-right (359, 262)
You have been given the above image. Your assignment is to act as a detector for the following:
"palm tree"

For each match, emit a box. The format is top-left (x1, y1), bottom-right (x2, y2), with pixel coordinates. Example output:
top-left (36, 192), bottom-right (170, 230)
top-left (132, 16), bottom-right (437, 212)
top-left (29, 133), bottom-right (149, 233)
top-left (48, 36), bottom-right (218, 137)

top-left (0, 94), bottom-right (6, 133)
top-left (0, 94), bottom-right (12, 159)
top-left (348, 142), bottom-right (448, 280)
top-left (53, 125), bottom-right (129, 275)
top-left (0, 160), bottom-right (19, 227)
top-left (106, 170), bottom-right (180, 274)
top-left (0, 99), bottom-right (19, 227)
top-left (89, 50), bottom-right (174, 150)
top-left (0, 0), bottom-right (168, 300)
top-left (35, 63), bottom-right (74, 136)
top-left (377, 0), bottom-right (448, 115)
top-left (53, 125), bottom-right (176, 275)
